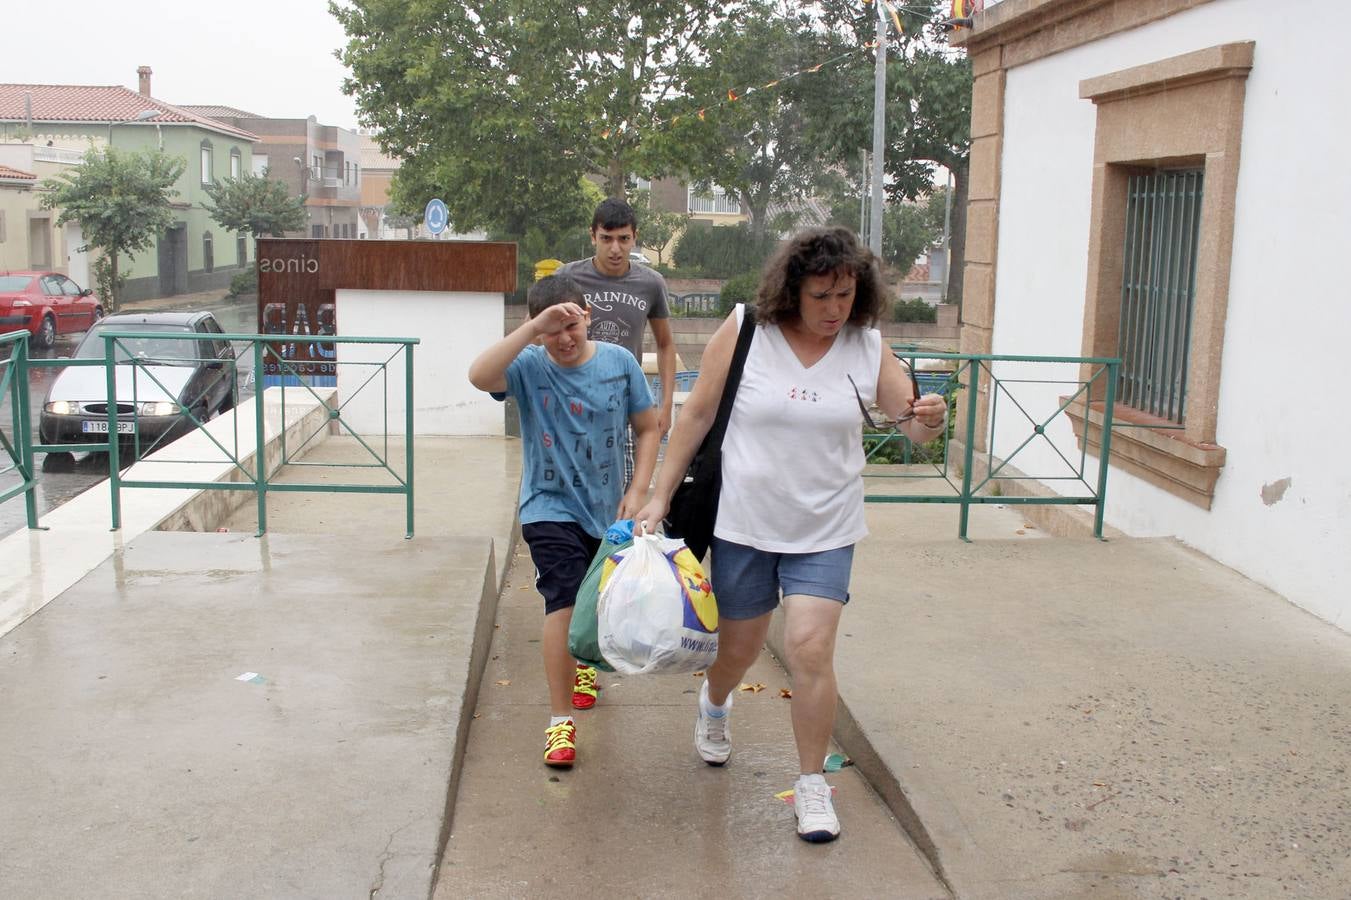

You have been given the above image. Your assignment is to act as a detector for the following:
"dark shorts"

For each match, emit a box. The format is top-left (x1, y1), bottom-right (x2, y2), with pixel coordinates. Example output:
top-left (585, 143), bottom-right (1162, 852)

top-left (522, 521), bottom-right (602, 615)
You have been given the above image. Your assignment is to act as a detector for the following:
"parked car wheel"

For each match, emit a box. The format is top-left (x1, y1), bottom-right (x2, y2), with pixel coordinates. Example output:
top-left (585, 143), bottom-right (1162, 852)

top-left (218, 385), bottom-right (236, 414)
top-left (41, 451), bottom-right (75, 473)
top-left (92, 306), bottom-right (104, 322)
top-left (35, 315), bottom-right (56, 350)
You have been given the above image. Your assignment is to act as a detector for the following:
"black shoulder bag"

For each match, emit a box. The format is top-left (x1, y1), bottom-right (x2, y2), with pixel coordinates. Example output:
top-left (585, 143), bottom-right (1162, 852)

top-left (662, 307), bottom-right (756, 561)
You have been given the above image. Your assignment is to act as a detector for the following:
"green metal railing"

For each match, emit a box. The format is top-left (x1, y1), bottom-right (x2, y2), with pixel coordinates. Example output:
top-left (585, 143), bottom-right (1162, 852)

top-left (101, 331), bottom-right (419, 538)
top-left (6, 330), bottom-right (418, 536)
top-left (1, 331), bottom-right (42, 528)
top-left (863, 350), bottom-right (1120, 541)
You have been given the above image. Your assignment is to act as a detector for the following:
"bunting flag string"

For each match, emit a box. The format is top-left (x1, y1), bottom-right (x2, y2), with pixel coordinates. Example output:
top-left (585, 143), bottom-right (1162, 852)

top-left (646, 44), bottom-right (870, 133)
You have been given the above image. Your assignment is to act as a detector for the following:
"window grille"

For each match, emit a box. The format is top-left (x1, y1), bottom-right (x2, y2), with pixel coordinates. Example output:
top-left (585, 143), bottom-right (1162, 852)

top-left (1117, 169), bottom-right (1203, 424)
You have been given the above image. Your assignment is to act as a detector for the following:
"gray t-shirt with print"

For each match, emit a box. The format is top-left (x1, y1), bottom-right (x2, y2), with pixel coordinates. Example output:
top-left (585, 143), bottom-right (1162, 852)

top-left (557, 258), bottom-right (670, 362)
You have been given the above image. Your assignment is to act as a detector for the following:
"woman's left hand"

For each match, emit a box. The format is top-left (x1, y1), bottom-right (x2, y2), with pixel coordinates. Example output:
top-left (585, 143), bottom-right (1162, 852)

top-left (910, 393), bottom-right (947, 429)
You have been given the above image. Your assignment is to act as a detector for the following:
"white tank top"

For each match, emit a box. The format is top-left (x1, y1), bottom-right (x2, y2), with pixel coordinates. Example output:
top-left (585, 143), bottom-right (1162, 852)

top-left (716, 304), bottom-right (882, 553)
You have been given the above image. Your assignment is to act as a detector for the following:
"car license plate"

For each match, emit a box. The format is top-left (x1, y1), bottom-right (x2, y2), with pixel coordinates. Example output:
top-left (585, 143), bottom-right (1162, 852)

top-left (82, 420), bottom-right (135, 435)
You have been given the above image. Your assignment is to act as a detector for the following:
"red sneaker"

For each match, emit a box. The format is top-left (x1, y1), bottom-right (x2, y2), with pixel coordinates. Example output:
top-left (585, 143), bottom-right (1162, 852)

top-left (544, 720), bottom-right (576, 767)
top-left (571, 664), bottom-right (600, 710)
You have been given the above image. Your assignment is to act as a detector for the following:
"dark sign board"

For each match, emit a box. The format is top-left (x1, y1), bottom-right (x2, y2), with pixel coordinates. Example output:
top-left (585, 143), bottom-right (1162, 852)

top-left (256, 239), bottom-right (517, 387)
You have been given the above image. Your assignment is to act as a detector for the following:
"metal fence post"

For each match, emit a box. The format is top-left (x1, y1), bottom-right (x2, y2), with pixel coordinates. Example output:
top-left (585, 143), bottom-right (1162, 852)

top-left (1093, 361), bottom-right (1119, 540)
top-left (13, 338), bottom-right (38, 529)
top-left (404, 343), bottom-right (415, 539)
top-left (105, 336), bottom-right (122, 531)
top-left (958, 360), bottom-right (981, 542)
top-left (254, 339), bottom-right (267, 536)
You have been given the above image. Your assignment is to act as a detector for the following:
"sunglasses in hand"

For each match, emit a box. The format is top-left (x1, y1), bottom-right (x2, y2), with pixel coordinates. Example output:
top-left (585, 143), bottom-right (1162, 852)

top-left (850, 356), bottom-right (923, 429)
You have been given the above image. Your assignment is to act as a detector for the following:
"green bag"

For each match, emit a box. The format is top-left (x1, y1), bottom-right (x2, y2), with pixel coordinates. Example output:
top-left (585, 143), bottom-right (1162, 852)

top-left (567, 537), bottom-right (633, 671)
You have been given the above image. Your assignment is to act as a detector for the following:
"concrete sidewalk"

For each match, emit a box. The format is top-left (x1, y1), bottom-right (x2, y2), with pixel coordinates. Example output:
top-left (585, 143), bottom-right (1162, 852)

top-left (3, 436), bottom-right (1349, 898)
top-left (809, 502), bottom-right (1351, 899)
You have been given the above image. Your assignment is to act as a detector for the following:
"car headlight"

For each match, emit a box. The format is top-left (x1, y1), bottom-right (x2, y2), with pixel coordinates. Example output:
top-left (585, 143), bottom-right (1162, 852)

top-left (44, 400), bottom-right (77, 415)
top-left (138, 401), bottom-right (179, 417)
top-left (12, 299), bottom-right (31, 307)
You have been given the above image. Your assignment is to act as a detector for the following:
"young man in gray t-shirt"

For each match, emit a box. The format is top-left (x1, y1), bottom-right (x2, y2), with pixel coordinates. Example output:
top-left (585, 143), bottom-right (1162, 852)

top-left (558, 198), bottom-right (676, 487)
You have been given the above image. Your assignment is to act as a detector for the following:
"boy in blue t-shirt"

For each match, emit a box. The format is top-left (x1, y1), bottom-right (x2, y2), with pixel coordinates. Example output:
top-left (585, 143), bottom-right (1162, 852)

top-left (468, 274), bottom-right (658, 767)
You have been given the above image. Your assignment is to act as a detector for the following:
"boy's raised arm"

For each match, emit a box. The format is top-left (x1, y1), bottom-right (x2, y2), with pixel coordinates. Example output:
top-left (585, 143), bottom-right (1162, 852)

top-left (467, 303), bottom-right (585, 393)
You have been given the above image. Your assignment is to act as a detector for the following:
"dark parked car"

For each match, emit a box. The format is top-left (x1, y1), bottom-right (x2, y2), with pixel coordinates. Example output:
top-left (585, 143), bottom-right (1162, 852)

top-left (0, 271), bottom-right (103, 349)
top-left (39, 311), bottom-right (237, 458)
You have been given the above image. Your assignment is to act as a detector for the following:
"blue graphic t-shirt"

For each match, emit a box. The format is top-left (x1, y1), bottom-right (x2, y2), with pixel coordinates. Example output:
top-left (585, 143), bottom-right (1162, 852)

top-left (501, 342), bottom-right (653, 538)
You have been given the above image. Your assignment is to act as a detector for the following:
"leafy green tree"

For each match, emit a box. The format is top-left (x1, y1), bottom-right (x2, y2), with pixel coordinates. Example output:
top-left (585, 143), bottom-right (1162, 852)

top-left (817, 172), bottom-right (947, 276)
top-left (799, 0), bottom-right (971, 301)
top-left (656, 5), bottom-right (821, 241)
top-left (40, 147), bottom-right (184, 311)
top-left (333, 0), bottom-right (727, 240)
top-left (631, 189), bottom-right (687, 265)
top-left (382, 211), bottom-right (416, 239)
top-left (204, 170), bottom-right (307, 239)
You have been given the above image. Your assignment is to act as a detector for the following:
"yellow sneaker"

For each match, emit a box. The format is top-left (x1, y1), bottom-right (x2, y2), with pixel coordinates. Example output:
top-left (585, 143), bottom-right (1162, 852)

top-left (571, 664), bottom-right (600, 710)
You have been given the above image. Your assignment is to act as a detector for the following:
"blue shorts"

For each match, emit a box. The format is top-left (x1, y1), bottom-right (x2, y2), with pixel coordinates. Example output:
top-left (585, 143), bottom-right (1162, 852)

top-left (709, 537), bottom-right (854, 621)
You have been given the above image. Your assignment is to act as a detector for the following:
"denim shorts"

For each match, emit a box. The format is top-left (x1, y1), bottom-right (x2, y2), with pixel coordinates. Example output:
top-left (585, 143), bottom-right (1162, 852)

top-left (709, 537), bottom-right (854, 621)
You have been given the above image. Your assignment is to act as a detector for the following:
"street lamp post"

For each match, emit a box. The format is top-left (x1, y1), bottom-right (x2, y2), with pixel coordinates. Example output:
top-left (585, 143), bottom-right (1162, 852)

top-left (868, 0), bottom-right (887, 257)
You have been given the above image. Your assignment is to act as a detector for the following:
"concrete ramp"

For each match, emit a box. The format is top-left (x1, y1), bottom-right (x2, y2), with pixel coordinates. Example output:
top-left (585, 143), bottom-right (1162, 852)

top-left (0, 530), bottom-right (497, 899)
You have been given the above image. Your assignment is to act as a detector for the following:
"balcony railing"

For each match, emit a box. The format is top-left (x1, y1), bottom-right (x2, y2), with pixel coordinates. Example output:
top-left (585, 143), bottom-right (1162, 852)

top-left (33, 147), bottom-right (85, 165)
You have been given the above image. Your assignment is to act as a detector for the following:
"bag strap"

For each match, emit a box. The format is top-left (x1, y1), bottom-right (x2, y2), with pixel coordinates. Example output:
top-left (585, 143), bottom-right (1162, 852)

top-left (704, 304), bottom-right (756, 454)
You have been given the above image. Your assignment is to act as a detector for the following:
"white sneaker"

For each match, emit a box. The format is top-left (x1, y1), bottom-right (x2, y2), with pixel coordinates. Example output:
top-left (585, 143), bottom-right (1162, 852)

top-left (794, 774), bottom-right (840, 843)
top-left (694, 680), bottom-right (732, 765)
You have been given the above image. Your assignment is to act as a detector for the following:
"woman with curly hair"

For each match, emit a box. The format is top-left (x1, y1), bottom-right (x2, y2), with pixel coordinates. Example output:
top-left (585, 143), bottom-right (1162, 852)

top-left (635, 226), bottom-right (947, 843)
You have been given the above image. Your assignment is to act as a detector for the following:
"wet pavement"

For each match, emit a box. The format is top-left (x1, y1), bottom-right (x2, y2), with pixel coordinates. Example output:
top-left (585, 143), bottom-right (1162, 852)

top-left (4, 435), bottom-right (1351, 898)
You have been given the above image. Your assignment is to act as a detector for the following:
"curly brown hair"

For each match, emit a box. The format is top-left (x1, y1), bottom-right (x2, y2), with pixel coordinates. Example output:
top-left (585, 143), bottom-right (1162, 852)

top-left (754, 227), bottom-right (886, 328)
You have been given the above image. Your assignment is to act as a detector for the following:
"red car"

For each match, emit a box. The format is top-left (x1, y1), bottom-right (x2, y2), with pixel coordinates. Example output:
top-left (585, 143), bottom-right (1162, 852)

top-left (0, 270), bottom-right (104, 350)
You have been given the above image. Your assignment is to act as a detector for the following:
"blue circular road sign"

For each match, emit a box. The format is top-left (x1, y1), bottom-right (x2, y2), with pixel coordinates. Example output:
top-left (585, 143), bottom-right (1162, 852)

top-left (424, 198), bottom-right (449, 236)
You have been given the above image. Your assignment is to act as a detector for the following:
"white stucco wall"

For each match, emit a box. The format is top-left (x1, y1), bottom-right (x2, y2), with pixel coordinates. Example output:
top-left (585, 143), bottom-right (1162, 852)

top-left (335, 289), bottom-right (505, 436)
top-left (989, 0), bottom-right (1351, 628)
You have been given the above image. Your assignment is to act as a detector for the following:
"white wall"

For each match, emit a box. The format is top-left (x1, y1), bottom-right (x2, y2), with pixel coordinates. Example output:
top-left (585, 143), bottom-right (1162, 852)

top-left (989, 0), bottom-right (1351, 628)
top-left (335, 289), bottom-right (505, 436)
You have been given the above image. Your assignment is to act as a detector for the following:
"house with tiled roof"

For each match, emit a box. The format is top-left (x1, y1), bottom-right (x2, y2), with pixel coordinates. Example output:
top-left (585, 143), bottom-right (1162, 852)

top-left (178, 104), bottom-right (263, 122)
top-left (0, 68), bottom-right (258, 301)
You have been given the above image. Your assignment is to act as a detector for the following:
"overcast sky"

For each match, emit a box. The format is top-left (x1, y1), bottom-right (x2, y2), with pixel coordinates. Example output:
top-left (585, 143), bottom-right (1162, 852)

top-left (5, 0), bottom-right (360, 128)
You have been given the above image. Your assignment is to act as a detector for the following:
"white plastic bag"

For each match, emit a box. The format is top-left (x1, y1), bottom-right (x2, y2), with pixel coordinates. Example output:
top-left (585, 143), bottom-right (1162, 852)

top-left (597, 532), bottom-right (719, 675)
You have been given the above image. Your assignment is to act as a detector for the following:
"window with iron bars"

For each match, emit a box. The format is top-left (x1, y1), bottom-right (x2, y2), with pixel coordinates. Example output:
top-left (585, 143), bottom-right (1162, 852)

top-left (1116, 169), bottom-right (1203, 424)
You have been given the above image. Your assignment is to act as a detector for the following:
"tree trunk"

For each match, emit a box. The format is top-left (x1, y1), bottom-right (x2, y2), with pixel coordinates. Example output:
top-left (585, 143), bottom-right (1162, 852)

top-left (110, 253), bottom-right (120, 313)
top-left (946, 164), bottom-right (969, 312)
top-left (749, 203), bottom-right (768, 242)
top-left (606, 158), bottom-right (627, 201)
